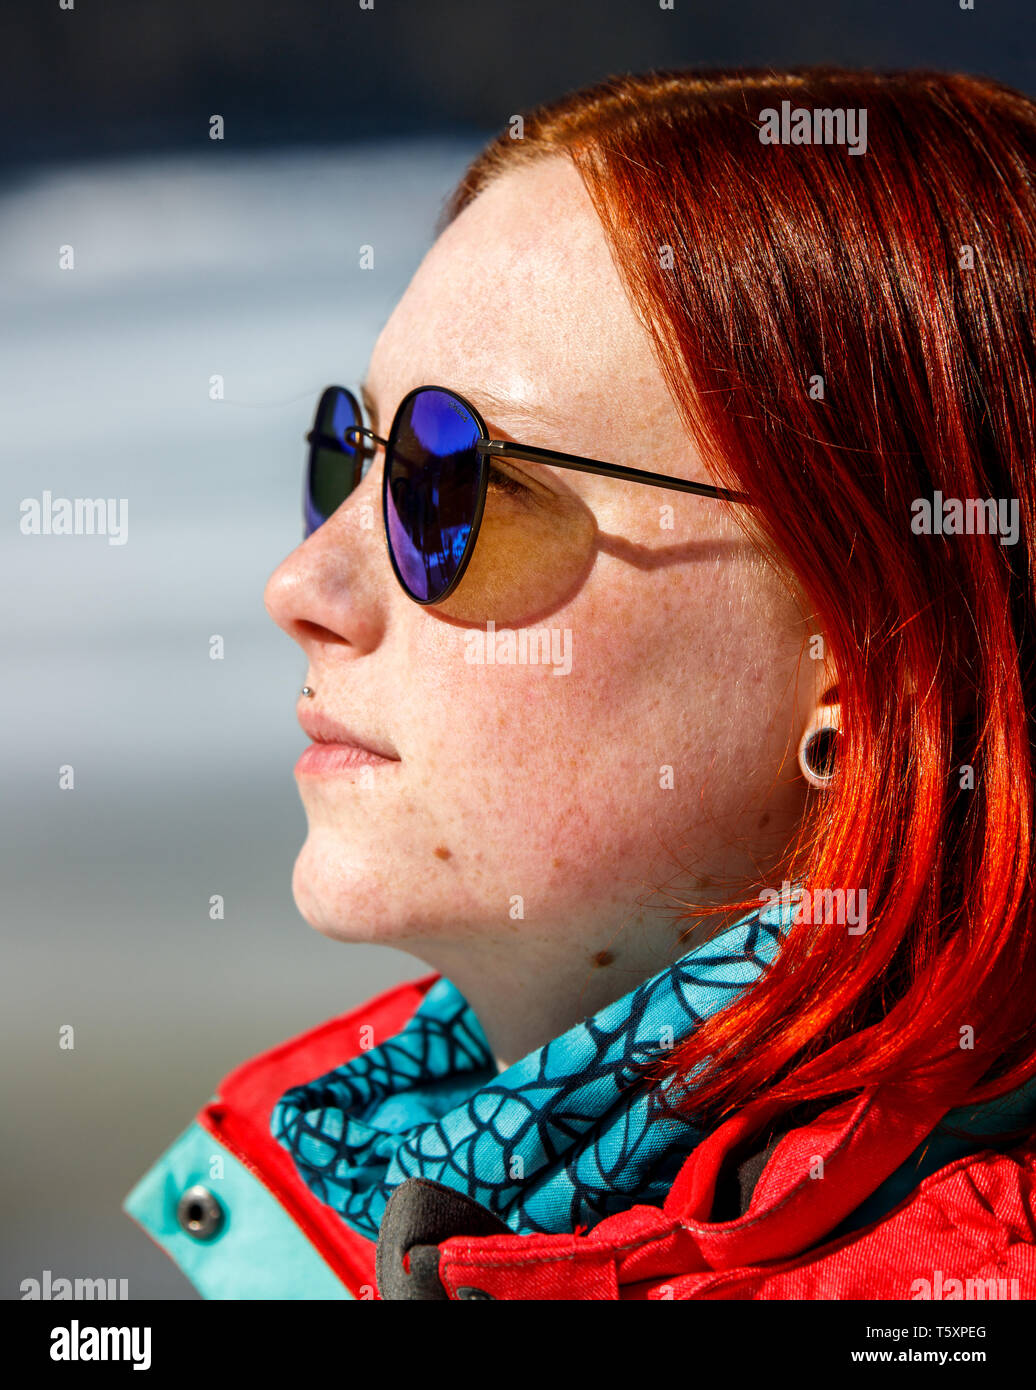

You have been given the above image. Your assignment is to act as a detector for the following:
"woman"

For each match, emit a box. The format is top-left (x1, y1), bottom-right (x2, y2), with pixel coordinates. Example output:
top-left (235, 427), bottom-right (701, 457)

top-left (125, 67), bottom-right (1036, 1299)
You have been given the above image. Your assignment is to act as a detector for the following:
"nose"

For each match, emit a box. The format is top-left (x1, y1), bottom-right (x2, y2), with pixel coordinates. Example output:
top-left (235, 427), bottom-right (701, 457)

top-left (264, 479), bottom-right (389, 660)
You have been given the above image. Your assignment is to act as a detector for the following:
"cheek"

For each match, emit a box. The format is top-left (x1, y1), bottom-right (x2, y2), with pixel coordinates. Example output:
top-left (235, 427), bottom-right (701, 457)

top-left (397, 539), bottom-right (800, 911)
top-left (406, 567), bottom-right (750, 882)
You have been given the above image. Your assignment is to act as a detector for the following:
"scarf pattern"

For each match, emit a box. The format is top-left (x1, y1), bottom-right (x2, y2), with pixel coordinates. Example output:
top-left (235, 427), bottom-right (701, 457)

top-left (271, 900), bottom-right (792, 1240)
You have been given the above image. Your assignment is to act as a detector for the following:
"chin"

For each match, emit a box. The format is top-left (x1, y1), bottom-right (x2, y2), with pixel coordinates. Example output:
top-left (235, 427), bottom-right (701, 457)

top-left (290, 836), bottom-right (437, 946)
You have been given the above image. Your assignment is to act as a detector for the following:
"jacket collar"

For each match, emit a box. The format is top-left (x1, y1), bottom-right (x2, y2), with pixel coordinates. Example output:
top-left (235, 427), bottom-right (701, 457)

top-left (408, 1069), bottom-right (1000, 1300)
top-left (185, 921), bottom-right (1034, 1300)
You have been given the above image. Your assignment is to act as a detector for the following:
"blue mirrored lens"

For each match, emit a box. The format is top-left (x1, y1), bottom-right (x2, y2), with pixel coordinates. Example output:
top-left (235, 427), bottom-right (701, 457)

top-left (384, 389), bottom-right (483, 602)
top-left (305, 388), bottom-right (362, 538)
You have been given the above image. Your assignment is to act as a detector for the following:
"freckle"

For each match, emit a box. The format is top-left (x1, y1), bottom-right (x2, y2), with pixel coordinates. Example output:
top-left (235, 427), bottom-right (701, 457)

top-left (434, 845), bottom-right (452, 860)
top-left (759, 812), bottom-right (771, 829)
top-left (552, 857), bottom-right (562, 869)
top-left (592, 950), bottom-right (614, 967)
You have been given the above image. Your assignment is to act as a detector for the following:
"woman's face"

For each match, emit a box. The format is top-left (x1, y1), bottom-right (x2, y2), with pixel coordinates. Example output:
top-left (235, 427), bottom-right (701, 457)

top-left (265, 156), bottom-right (817, 976)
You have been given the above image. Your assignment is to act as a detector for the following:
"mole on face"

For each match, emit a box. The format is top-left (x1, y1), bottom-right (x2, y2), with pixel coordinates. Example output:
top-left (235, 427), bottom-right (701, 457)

top-left (434, 845), bottom-right (452, 860)
top-left (592, 949), bottom-right (615, 967)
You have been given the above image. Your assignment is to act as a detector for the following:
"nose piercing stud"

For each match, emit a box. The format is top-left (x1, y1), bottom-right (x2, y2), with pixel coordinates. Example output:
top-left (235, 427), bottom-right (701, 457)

top-left (301, 686), bottom-right (316, 698)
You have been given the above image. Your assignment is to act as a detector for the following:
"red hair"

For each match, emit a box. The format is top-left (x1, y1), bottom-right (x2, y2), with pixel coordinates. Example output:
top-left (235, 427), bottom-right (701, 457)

top-left (443, 69), bottom-right (1036, 1129)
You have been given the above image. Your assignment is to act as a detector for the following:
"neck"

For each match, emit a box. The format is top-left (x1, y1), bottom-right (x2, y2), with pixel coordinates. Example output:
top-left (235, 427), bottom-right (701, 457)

top-left (404, 914), bottom-right (719, 1071)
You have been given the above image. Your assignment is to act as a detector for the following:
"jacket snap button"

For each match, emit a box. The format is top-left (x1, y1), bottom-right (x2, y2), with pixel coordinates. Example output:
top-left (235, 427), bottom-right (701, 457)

top-left (176, 1184), bottom-right (224, 1240)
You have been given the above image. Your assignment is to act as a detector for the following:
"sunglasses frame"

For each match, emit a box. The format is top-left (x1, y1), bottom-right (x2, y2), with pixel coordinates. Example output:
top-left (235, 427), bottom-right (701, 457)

top-left (306, 383), bottom-right (754, 606)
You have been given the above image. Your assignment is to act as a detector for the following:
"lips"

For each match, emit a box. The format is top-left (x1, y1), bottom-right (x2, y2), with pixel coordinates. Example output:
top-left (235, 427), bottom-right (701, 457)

top-left (297, 703), bottom-right (400, 761)
top-left (295, 742), bottom-right (398, 776)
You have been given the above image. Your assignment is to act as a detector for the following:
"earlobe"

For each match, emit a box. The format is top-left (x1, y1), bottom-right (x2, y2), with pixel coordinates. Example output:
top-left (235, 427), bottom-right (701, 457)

top-left (798, 701), bottom-right (842, 788)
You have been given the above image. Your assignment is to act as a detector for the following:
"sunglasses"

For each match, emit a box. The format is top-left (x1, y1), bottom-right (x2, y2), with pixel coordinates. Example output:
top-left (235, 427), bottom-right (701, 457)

top-left (304, 384), bottom-right (752, 606)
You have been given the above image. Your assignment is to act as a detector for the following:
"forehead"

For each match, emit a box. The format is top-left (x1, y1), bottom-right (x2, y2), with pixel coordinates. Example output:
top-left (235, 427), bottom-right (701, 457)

top-left (365, 157), bottom-right (673, 442)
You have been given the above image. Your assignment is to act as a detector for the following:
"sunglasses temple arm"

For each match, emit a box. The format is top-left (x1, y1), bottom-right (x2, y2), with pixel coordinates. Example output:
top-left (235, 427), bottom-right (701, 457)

top-left (324, 424), bottom-right (749, 504)
top-left (478, 439), bottom-right (752, 505)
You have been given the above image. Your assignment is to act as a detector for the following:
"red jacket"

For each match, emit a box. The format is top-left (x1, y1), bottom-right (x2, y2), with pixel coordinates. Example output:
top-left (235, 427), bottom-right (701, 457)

top-left (124, 972), bottom-right (1036, 1299)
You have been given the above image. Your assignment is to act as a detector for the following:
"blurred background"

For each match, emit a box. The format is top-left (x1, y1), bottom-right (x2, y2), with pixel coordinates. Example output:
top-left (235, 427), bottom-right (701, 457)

top-left (2, 0), bottom-right (1032, 1299)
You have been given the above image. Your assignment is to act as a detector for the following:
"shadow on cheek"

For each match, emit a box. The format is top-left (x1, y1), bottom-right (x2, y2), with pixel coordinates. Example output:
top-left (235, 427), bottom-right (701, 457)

top-left (431, 490), bottom-right (598, 626)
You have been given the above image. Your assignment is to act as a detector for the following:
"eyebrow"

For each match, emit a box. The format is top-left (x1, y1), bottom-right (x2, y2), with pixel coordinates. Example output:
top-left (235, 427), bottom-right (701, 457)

top-left (359, 379), bottom-right (567, 440)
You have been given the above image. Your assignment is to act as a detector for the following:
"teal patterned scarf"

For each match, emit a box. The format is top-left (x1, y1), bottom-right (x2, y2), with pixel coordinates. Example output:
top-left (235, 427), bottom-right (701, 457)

top-left (272, 899), bottom-right (793, 1239)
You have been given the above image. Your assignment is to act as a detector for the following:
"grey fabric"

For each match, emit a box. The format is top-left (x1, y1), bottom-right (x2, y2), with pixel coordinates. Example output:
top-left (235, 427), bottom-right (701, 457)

top-left (710, 1130), bottom-right (788, 1223)
top-left (376, 1176), bottom-right (511, 1300)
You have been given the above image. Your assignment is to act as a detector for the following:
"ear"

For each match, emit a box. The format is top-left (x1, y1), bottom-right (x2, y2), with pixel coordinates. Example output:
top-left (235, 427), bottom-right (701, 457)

top-left (798, 703), bottom-right (841, 788)
top-left (798, 633), bottom-right (841, 788)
